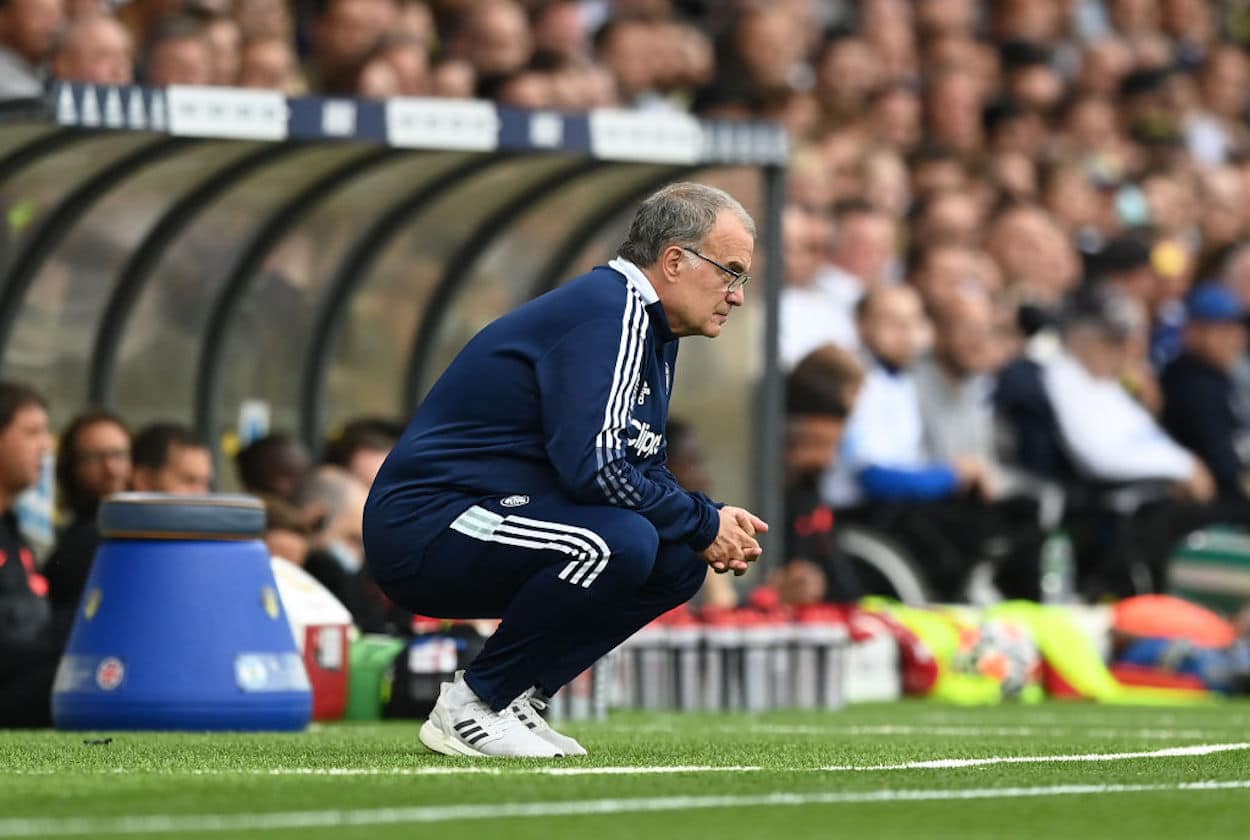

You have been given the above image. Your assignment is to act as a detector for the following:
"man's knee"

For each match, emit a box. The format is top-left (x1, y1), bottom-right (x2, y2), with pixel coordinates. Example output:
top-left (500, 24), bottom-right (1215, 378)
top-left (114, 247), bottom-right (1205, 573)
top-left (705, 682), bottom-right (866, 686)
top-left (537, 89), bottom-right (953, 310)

top-left (594, 518), bottom-right (660, 591)
top-left (652, 544), bottom-right (707, 605)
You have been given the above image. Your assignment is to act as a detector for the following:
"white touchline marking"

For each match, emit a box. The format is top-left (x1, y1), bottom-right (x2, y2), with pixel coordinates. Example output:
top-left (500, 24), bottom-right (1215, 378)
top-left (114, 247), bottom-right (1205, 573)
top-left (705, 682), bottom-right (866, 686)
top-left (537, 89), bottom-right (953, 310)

top-left (2, 780), bottom-right (1250, 836)
top-left (820, 742), bottom-right (1250, 771)
top-left (0, 765), bottom-right (765, 778)
top-left (5, 743), bottom-right (1247, 779)
top-left (744, 724), bottom-right (1227, 740)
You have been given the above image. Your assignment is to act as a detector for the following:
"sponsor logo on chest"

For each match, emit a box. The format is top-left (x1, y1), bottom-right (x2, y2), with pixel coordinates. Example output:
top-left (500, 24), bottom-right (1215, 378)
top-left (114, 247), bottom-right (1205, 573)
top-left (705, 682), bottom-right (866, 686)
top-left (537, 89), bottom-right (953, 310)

top-left (629, 419), bottom-right (664, 458)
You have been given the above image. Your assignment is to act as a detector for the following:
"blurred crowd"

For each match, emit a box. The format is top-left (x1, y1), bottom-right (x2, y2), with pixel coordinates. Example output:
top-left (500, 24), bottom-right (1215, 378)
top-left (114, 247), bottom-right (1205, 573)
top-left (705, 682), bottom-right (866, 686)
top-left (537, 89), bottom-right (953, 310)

top-left (760, 0), bottom-right (1250, 608)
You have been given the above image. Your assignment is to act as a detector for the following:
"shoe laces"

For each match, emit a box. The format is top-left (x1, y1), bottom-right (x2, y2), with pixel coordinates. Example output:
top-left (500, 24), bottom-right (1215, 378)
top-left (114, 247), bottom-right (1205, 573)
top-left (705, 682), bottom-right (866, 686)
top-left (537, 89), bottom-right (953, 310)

top-left (510, 689), bottom-right (553, 732)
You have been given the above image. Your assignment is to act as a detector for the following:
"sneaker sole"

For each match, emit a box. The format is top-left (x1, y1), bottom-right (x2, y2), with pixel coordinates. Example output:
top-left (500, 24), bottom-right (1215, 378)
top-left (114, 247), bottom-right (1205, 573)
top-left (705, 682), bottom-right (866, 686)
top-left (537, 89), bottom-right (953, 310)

top-left (419, 719), bottom-right (566, 759)
top-left (419, 719), bottom-right (487, 758)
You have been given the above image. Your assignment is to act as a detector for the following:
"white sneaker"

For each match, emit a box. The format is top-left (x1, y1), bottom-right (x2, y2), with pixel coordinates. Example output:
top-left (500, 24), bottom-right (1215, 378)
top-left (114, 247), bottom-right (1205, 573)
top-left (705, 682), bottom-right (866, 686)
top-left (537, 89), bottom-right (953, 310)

top-left (419, 671), bottom-right (563, 758)
top-left (509, 689), bottom-right (589, 757)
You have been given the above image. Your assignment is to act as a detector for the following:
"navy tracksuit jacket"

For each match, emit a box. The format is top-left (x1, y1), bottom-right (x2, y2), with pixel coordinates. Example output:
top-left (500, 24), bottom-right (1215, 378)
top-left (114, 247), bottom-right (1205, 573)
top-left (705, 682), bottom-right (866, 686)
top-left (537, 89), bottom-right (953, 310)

top-left (364, 259), bottom-right (721, 583)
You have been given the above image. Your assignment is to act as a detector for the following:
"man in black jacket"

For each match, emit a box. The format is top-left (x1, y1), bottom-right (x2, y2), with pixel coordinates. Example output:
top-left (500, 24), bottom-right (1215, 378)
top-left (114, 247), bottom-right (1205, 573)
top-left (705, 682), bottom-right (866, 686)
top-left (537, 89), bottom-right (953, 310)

top-left (0, 382), bottom-right (62, 727)
top-left (1161, 283), bottom-right (1250, 506)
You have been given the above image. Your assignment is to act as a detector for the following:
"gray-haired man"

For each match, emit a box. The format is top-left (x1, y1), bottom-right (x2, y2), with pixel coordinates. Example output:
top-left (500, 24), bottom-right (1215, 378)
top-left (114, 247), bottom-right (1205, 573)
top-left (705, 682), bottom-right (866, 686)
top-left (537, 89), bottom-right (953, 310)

top-left (364, 182), bottom-right (769, 757)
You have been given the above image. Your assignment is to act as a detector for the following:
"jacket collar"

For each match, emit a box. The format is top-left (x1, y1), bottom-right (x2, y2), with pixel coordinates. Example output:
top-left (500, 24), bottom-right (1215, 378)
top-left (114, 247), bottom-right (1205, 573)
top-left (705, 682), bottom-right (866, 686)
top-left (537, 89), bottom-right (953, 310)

top-left (609, 257), bottom-right (676, 342)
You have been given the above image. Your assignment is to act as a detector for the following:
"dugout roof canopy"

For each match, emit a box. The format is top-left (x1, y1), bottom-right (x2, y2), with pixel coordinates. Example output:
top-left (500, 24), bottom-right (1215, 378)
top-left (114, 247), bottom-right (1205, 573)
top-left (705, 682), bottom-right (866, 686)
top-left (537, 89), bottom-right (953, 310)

top-left (0, 84), bottom-right (786, 515)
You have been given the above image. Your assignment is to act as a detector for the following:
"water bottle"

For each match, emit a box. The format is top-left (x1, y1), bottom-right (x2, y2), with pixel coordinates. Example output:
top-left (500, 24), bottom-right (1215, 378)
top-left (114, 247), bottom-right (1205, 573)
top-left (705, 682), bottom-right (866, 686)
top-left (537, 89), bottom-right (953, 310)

top-left (1040, 528), bottom-right (1075, 604)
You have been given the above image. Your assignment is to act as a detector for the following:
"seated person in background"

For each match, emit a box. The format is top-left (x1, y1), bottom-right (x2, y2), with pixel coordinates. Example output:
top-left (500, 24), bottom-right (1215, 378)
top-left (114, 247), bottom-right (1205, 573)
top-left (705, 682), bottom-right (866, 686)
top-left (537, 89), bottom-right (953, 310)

top-left (1044, 288), bottom-right (1216, 594)
top-left (823, 284), bottom-right (995, 600)
top-left (777, 344), bottom-right (864, 606)
top-left (130, 423), bottom-right (214, 494)
top-left (298, 466), bottom-right (408, 635)
top-left (44, 409), bottom-right (131, 611)
top-left (262, 495), bottom-right (313, 568)
top-left (913, 287), bottom-right (1045, 600)
top-left (322, 418), bottom-right (401, 488)
top-left (236, 433), bottom-right (311, 504)
top-left (1161, 284), bottom-right (1250, 509)
top-left (1044, 288), bottom-right (1212, 498)
top-left (664, 417), bottom-right (735, 609)
top-left (0, 383), bottom-right (65, 728)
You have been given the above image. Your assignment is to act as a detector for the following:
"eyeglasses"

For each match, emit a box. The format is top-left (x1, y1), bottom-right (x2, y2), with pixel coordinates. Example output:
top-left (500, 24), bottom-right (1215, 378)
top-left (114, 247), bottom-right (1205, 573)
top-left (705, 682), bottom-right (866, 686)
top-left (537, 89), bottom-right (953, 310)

top-left (682, 247), bottom-right (751, 293)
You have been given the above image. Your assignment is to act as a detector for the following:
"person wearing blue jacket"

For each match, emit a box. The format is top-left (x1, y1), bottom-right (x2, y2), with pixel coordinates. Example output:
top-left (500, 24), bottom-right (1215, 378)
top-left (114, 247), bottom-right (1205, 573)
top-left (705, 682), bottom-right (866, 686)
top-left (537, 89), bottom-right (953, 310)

top-left (364, 183), bottom-right (768, 758)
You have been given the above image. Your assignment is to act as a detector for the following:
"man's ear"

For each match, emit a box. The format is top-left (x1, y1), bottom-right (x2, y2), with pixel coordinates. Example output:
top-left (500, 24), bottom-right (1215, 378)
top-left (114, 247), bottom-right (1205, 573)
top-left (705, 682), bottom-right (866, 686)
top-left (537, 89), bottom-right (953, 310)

top-left (661, 245), bottom-right (685, 282)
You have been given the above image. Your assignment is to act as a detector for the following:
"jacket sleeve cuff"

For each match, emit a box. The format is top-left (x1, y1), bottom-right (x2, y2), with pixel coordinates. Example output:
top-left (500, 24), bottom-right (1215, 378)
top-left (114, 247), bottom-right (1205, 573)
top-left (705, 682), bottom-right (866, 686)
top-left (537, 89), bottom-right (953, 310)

top-left (686, 501), bottom-right (721, 552)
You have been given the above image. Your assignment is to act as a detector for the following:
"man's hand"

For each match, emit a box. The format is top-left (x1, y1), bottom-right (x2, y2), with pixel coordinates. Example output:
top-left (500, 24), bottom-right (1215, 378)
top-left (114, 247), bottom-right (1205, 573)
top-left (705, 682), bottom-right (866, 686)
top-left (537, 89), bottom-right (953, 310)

top-left (700, 506), bottom-right (769, 576)
top-left (1175, 459), bottom-right (1216, 504)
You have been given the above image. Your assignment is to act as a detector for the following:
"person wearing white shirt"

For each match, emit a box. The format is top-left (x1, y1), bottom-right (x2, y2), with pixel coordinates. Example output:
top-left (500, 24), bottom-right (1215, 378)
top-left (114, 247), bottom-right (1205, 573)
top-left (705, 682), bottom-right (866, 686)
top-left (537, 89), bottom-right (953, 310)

top-left (1044, 288), bottom-right (1221, 595)
top-left (780, 201), bottom-right (897, 368)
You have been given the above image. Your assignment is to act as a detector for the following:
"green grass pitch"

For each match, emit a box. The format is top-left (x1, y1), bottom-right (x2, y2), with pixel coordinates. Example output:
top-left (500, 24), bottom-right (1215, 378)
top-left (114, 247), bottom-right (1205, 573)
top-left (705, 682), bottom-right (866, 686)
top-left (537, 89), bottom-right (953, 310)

top-left (1, 702), bottom-right (1249, 839)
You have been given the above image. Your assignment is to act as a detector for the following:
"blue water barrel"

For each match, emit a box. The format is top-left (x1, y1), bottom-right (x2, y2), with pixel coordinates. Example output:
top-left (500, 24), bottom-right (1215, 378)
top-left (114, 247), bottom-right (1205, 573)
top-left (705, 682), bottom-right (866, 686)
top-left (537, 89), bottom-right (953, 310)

top-left (52, 493), bottom-right (312, 731)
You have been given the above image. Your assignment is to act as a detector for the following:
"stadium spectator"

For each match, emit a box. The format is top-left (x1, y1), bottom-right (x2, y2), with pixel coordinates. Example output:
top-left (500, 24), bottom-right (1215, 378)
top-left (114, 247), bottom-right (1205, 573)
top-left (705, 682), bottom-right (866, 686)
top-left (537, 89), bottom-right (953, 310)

top-left (235, 433), bottom-right (310, 503)
top-left (777, 344), bottom-right (863, 606)
top-left (452, 0), bottom-right (531, 88)
top-left (914, 287), bottom-right (1046, 598)
top-left (262, 494), bottom-right (311, 567)
top-left (298, 466), bottom-right (398, 634)
top-left (594, 17), bottom-right (658, 108)
top-left (203, 11), bottom-right (240, 85)
top-left (310, 0), bottom-right (395, 93)
top-left (323, 418), bottom-right (399, 488)
top-left (234, 0), bottom-right (291, 41)
top-left (779, 204), bottom-right (858, 367)
top-left (0, 382), bottom-right (62, 727)
top-left (130, 423), bottom-right (213, 494)
top-left (237, 35), bottom-right (299, 92)
top-left (0, 0), bottom-right (62, 98)
top-left (1161, 284), bottom-right (1250, 504)
top-left (825, 199), bottom-right (899, 300)
top-left (986, 203), bottom-right (1081, 304)
top-left (824, 285), bottom-right (993, 599)
top-left (51, 13), bottom-right (133, 85)
top-left (1043, 288), bottom-right (1209, 498)
top-left (142, 14), bottom-right (213, 86)
top-left (532, 0), bottom-right (589, 64)
top-left (44, 408), bottom-right (130, 611)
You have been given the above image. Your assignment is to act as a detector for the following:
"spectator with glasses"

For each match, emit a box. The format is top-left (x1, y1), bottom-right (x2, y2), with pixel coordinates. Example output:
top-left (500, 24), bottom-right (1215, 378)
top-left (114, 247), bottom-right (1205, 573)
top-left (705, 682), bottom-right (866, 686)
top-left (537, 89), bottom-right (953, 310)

top-left (44, 408), bottom-right (131, 612)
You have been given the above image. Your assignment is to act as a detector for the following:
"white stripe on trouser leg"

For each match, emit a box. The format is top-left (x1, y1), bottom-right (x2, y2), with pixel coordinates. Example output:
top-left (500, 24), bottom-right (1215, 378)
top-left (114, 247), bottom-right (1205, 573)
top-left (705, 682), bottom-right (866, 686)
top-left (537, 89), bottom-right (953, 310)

top-left (504, 514), bottom-right (613, 588)
top-left (579, 556), bottom-right (610, 587)
top-left (451, 507), bottom-right (588, 561)
top-left (494, 523), bottom-right (596, 561)
top-left (449, 507), bottom-right (611, 588)
top-left (504, 514), bottom-right (611, 558)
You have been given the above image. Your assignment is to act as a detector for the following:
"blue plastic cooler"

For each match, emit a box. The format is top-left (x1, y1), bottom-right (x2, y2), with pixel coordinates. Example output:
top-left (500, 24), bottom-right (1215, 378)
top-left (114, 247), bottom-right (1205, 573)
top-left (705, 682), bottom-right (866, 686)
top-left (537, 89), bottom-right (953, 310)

top-left (52, 493), bottom-right (312, 731)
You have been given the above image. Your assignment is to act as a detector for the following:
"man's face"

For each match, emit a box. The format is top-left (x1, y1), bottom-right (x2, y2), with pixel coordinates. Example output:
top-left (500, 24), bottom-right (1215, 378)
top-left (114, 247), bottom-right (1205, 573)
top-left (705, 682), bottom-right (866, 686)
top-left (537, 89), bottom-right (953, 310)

top-left (1187, 320), bottom-right (1248, 372)
top-left (663, 211), bottom-right (755, 338)
top-left (54, 18), bottom-right (133, 86)
top-left (786, 415), bottom-right (845, 475)
top-left (321, 479), bottom-right (368, 564)
top-left (936, 293), bottom-right (999, 376)
top-left (0, 404), bottom-right (50, 496)
top-left (134, 444), bottom-right (213, 494)
top-left (73, 420), bottom-right (131, 502)
top-left (859, 286), bottom-right (927, 369)
top-left (0, 0), bottom-right (64, 64)
top-left (147, 37), bottom-right (213, 86)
